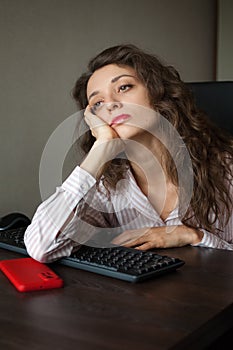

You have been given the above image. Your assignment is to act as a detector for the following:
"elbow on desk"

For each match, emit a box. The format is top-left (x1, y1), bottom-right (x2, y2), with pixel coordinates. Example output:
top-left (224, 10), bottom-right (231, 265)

top-left (24, 231), bottom-right (55, 264)
top-left (25, 243), bottom-right (51, 263)
top-left (24, 226), bottom-right (73, 264)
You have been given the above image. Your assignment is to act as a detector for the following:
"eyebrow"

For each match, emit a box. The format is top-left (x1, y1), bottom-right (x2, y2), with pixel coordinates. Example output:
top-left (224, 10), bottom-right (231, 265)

top-left (88, 74), bottom-right (136, 101)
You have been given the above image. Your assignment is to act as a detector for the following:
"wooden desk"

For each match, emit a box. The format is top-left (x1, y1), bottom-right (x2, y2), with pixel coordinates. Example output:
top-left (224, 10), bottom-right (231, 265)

top-left (0, 246), bottom-right (232, 350)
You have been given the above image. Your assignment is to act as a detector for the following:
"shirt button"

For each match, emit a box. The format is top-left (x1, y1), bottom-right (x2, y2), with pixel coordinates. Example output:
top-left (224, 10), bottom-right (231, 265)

top-left (81, 183), bottom-right (88, 192)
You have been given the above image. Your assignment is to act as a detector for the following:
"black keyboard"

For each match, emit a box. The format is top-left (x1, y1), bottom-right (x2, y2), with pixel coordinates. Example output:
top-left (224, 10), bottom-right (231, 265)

top-left (0, 227), bottom-right (185, 282)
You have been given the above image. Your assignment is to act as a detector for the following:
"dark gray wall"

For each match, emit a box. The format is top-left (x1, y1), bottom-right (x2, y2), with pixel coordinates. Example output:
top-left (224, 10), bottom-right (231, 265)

top-left (217, 0), bottom-right (233, 80)
top-left (0, 0), bottom-right (216, 218)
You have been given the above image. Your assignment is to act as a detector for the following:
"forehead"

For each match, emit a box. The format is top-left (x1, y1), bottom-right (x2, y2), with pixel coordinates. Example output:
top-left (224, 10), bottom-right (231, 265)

top-left (87, 64), bottom-right (137, 94)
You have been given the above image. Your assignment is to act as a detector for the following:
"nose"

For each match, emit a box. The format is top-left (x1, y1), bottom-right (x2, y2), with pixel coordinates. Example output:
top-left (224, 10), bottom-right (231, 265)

top-left (106, 101), bottom-right (123, 112)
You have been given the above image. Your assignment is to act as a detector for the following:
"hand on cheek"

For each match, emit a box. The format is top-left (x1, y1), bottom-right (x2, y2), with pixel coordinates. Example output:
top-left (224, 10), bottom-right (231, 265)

top-left (84, 105), bottom-right (120, 141)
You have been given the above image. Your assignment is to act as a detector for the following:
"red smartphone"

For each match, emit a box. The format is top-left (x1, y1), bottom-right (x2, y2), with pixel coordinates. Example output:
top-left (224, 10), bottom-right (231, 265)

top-left (0, 257), bottom-right (64, 292)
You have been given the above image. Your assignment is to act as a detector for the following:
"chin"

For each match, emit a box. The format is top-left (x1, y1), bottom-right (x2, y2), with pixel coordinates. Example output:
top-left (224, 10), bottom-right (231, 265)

top-left (115, 125), bottom-right (141, 140)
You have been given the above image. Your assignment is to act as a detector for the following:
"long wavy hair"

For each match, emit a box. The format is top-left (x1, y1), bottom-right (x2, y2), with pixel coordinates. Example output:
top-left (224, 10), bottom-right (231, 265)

top-left (72, 44), bottom-right (233, 234)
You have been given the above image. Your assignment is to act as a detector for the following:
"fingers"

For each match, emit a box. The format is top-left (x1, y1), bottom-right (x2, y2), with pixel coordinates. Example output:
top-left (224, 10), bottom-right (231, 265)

top-left (84, 105), bottom-right (120, 141)
top-left (111, 231), bottom-right (132, 245)
top-left (122, 235), bottom-right (154, 251)
top-left (112, 226), bottom-right (189, 251)
top-left (84, 105), bottom-right (106, 129)
top-left (112, 227), bottom-right (161, 250)
top-left (112, 228), bottom-right (147, 245)
top-left (112, 228), bottom-right (151, 249)
top-left (134, 242), bottom-right (153, 250)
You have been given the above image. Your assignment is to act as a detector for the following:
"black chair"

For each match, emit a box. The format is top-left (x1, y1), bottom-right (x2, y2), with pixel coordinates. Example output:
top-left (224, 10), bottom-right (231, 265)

top-left (187, 81), bottom-right (233, 135)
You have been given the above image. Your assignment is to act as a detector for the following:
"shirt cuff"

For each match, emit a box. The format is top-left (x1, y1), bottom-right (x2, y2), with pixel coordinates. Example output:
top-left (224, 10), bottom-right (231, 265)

top-left (191, 229), bottom-right (233, 250)
top-left (62, 166), bottom-right (96, 196)
top-left (191, 230), bottom-right (208, 247)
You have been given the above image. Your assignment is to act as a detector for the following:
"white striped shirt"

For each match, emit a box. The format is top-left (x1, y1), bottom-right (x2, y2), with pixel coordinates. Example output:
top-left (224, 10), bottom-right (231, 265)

top-left (24, 166), bottom-right (233, 262)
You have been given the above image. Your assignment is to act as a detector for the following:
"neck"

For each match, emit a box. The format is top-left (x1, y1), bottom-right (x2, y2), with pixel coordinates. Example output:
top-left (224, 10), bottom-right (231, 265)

top-left (125, 133), bottom-right (167, 177)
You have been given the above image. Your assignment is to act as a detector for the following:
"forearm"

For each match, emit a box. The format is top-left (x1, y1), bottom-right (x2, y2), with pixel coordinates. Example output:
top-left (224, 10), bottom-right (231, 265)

top-left (168, 225), bottom-right (204, 247)
top-left (24, 166), bottom-right (96, 262)
top-left (80, 139), bottom-right (123, 178)
top-left (186, 226), bottom-right (204, 245)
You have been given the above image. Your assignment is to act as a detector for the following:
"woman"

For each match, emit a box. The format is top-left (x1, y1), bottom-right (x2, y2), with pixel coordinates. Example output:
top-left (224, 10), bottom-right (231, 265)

top-left (24, 44), bottom-right (233, 262)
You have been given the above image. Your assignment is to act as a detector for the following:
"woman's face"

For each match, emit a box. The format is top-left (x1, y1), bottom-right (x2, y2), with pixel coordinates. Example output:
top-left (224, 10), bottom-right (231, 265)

top-left (86, 64), bottom-right (157, 140)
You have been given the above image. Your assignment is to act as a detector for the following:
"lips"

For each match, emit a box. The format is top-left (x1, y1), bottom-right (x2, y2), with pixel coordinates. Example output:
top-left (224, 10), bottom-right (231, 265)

top-left (110, 114), bottom-right (131, 126)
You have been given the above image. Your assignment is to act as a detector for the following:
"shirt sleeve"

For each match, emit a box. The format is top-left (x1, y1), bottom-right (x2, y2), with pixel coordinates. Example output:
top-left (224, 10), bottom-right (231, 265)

top-left (24, 166), bottom-right (116, 262)
top-left (192, 197), bottom-right (233, 251)
top-left (192, 225), bottom-right (233, 251)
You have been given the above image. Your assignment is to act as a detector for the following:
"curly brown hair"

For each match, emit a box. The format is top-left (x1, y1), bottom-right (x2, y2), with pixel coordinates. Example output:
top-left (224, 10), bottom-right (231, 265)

top-left (72, 44), bottom-right (233, 234)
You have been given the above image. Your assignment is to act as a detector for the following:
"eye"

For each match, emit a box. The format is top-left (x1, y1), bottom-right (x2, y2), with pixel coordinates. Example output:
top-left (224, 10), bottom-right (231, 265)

top-left (94, 101), bottom-right (103, 108)
top-left (118, 84), bottom-right (133, 92)
top-left (91, 100), bottom-right (104, 113)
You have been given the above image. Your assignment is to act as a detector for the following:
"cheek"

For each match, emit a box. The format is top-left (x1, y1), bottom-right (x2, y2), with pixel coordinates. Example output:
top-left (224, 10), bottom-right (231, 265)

top-left (138, 93), bottom-right (153, 109)
top-left (124, 104), bottom-right (158, 131)
top-left (129, 97), bottom-right (152, 112)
